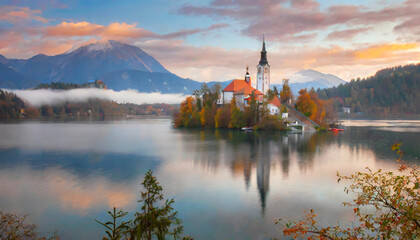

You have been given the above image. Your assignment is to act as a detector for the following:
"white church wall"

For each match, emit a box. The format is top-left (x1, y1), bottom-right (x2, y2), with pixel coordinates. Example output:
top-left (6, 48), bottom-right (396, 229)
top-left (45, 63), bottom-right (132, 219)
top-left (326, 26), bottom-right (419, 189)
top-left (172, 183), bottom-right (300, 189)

top-left (223, 92), bottom-right (233, 104)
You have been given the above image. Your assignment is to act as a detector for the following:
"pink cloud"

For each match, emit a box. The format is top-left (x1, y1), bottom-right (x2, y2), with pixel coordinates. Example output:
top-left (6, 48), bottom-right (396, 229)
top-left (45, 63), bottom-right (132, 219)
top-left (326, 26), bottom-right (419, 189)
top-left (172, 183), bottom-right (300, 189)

top-left (0, 6), bottom-right (50, 23)
top-left (291, 0), bottom-right (319, 10)
top-left (40, 21), bottom-right (228, 41)
top-left (178, 0), bottom-right (420, 41)
top-left (137, 38), bottom-right (419, 82)
top-left (326, 27), bottom-right (371, 40)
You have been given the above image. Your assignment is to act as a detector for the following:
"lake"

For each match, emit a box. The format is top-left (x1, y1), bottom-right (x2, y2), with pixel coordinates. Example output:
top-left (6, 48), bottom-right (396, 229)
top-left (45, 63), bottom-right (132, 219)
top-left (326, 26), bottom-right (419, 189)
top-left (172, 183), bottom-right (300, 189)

top-left (0, 119), bottom-right (419, 239)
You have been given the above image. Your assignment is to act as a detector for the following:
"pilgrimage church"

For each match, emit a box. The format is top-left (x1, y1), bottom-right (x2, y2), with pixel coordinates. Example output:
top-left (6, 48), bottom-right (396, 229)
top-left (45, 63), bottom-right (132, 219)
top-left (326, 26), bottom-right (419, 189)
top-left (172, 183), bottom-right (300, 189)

top-left (221, 38), bottom-right (281, 114)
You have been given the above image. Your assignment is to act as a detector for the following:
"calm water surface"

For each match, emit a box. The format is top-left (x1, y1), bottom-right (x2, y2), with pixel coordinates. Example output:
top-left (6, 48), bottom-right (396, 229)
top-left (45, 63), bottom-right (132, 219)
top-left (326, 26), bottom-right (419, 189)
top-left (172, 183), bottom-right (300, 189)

top-left (0, 119), bottom-right (419, 239)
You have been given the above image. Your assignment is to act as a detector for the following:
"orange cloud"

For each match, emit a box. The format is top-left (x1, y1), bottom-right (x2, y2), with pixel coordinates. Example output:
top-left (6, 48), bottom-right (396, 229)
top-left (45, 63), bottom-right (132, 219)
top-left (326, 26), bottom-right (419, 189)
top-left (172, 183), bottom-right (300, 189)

top-left (41, 21), bottom-right (226, 41)
top-left (45, 21), bottom-right (105, 36)
top-left (102, 22), bottom-right (155, 39)
top-left (0, 168), bottom-right (137, 215)
top-left (0, 38), bottom-right (76, 58)
top-left (0, 6), bottom-right (50, 23)
top-left (354, 43), bottom-right (419, 59)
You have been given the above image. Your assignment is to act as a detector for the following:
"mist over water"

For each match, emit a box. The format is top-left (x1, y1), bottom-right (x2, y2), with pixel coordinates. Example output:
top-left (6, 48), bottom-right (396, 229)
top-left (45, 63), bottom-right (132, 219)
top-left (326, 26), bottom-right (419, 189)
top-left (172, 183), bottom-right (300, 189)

top-left (0, 119), bottom-right (419, 239)
top-left (8, 88), bottom-right (185, 107)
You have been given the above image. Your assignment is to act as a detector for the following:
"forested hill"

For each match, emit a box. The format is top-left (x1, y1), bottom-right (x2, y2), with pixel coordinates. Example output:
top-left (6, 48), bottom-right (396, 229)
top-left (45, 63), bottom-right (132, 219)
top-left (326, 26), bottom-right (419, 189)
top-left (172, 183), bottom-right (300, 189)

top-left (317, 64), bottom-right (420, 116)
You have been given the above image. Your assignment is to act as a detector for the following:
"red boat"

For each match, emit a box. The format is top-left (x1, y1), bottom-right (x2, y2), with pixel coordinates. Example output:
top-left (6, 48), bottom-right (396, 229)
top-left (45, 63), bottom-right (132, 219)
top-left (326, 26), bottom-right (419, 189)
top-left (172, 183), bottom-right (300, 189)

top-left (329, 128), bottom-right (344, 132)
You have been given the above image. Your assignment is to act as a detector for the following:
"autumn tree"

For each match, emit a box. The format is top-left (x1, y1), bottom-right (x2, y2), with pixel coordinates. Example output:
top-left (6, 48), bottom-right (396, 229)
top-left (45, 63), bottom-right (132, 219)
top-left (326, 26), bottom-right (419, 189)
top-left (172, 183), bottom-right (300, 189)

top-left (280, 79), bottom-right (293, 104)
top-left (0, 211), bottom-right (60, 239)
top-left (199, 83), bottom-right (220, 128)
top-left (278, 144), bottom-right (420, 239)
top-left (173, 96), bottom-right (200, 128)
top-left (295, 88), bottom-right (317, 119)
top-left (248, 91), bottom-right (260, 125)
top-left (265, 89), bottom-right (276, 102)
top-left (215, 103), bottom-right (231, 128)
top-left (229, 98), bottom-right (246, 128)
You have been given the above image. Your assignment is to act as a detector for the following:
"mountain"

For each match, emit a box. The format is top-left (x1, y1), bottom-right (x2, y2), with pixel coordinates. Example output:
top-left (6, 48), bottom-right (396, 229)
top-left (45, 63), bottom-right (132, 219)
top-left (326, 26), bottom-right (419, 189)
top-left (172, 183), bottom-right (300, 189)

top-left (272, 70), bottom-right (346, 95)
top-left (99, 70), bottom-right (202, 93)
top-left (0, 62), bottom-right (35, 89)
top-left (0, 40), bottom-right (201, 94)
top-left (0, 41), bottom-right (346, 95)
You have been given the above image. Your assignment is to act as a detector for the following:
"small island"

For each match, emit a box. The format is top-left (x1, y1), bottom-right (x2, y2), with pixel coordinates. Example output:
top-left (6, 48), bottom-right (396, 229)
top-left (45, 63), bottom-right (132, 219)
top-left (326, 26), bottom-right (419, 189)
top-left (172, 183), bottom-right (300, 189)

top-left (173, 39), bottom-right (335, 131)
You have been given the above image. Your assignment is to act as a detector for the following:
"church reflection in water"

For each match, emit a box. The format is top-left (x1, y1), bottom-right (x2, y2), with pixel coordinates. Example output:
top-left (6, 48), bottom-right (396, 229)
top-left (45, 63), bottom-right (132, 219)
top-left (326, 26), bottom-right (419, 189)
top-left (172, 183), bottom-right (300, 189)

top-left (181, 129), bottom-right (335, 213)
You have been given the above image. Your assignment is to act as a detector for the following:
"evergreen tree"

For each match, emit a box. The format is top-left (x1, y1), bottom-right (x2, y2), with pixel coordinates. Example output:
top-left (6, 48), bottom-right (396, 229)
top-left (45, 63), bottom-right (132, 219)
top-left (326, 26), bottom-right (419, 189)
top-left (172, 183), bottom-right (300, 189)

top-left (129, 170), bottom-right (184, 240)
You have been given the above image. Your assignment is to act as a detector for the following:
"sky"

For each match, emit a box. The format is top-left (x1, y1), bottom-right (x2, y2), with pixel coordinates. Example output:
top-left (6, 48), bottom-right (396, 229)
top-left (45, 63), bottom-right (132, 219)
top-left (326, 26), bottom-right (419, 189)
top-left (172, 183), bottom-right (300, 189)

top-left (0, 0), bottom-right (419, 83)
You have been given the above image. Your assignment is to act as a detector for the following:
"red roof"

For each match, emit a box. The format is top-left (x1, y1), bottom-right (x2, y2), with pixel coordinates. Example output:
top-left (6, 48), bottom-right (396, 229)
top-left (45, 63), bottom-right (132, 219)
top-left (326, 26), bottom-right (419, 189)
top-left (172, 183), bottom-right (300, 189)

top-left (223, 79), bottom-right (249, 92)
top-left (269, 96), bottom-right (281, 107)
top-left (223, 79), bottom-right (263, 96)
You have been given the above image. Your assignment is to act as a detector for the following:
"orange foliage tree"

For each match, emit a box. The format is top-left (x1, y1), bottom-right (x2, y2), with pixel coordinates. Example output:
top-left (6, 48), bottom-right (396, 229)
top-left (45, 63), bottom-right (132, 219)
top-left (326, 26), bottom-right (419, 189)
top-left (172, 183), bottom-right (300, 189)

top-left (280, 79), bottom-right (293, 103)
top-left (215, 103), bottom-right (231, 128)
top-left (277, 144), bottom-right (420, 239)
top-left (296, 89), bottom-right (317, 119)
top-left (173, 96), bottom-right (201, 128)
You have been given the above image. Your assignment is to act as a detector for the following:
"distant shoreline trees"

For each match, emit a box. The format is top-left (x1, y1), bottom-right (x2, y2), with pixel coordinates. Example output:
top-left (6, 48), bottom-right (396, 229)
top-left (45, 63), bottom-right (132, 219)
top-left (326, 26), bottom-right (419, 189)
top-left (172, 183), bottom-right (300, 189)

top-left (0, 89), bottom-right (177, 120)
top-left (317, 63), bottom-right (420, 117)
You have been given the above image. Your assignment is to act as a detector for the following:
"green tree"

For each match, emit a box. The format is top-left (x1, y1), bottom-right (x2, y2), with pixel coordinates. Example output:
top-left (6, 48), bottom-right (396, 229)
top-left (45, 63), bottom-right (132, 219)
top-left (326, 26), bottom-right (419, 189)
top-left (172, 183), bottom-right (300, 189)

top-left (248, 91), bottom-right (260, 125)
top-left (96, 207), bottom-right (128, 240)
top-left (229, 98), bottom-right (246, 128)
top-left (215, 103), bottom-right (231, 128)
top-left (192, 90), bottom-right (201, 111)
top-left (129, 170), bottom-right (184, 240)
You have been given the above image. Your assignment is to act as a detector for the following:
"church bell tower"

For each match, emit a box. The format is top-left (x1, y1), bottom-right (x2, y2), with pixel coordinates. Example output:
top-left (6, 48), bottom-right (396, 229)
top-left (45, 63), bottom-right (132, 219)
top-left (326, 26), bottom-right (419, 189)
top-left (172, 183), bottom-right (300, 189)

top-left (256, 36), bottom-right (270, 94)
top-left (245, 66), bottom-right (251, 86)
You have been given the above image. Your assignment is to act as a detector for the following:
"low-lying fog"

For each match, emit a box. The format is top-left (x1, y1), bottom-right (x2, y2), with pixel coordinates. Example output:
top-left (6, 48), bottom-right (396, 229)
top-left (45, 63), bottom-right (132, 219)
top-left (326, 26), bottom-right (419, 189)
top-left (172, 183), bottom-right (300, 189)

top-left (8, 88), bottom-right (186, 106)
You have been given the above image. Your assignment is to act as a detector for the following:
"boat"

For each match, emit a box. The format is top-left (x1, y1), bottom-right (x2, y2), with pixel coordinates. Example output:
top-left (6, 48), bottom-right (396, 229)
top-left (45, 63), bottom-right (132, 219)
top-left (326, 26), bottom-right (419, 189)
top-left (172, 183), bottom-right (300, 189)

top-left (241, 126), bottom-right (254, 131)
top-left (328, 128), bottom-right (344, 132)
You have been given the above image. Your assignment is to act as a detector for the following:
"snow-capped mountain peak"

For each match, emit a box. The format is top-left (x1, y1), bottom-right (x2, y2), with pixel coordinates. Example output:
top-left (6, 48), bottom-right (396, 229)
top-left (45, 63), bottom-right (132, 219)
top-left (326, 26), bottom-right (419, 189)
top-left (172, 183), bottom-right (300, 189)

top-left (65, 40), bottom-right (115, 54)
top-left (86, 40), bottom-right (114, 52)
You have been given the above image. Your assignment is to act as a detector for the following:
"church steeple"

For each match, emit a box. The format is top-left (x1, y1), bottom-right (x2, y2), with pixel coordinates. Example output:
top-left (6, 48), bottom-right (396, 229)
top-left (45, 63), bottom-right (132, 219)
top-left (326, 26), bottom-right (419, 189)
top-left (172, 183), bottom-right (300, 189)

top-left (256, 35), bottom-right (270, 94)
top-left (259, 35), bottom-right (268, 65)
top-left (245, 66), bottom-right (251, 85)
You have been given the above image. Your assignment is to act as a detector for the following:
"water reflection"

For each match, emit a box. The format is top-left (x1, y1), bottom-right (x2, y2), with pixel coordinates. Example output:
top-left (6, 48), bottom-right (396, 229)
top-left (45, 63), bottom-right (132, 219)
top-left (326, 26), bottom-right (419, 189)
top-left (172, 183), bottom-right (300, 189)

top-left (179, 130), bottom-right (341, 214)
top-left (0, 120), bottom-right (419, 239)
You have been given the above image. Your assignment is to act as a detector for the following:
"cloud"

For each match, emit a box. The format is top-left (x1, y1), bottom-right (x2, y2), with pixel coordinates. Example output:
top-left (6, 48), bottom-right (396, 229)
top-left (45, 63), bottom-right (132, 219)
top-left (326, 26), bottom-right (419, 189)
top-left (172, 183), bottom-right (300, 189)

top-left (0, 167), bottom-right (136, 214)
top-left (354, 43), bottom-right (419, 59)
top-left (0, 29), bottom-right (23, 49)
top-left (9, 88), bottom-right (185, 107)
top-left (0, 38), bottom-right (75, 57)
top-left (178, 0), bottom-right (420, 41)
top-left (0, 6), bottom-right (50, 23)
top-left (291, 0), bottom-right (319, 10)
top-left (40, 21), bottom-right (227, 41)
top-left (326, 27), bottom-right (371, 40)
top-left (140, 39), bottom-right (420, 82)
top-left (44, 21), bottom-right (105, 37)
